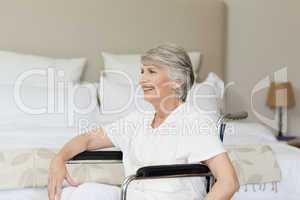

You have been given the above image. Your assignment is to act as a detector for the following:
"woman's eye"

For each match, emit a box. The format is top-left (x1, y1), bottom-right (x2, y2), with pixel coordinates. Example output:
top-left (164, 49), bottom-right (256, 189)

top-left (140, 68), bottom-right (156, 74)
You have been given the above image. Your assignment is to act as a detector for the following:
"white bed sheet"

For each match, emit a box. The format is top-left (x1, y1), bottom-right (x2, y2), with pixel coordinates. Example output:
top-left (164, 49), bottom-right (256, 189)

top-left (0, 125), bottom-right (78, 150)
top-left (0, 188), bottom-right (48, 200)
top-left (233, 142), bottom-right (300, 200)
top-left (0, 140), bottom-right (299, 200)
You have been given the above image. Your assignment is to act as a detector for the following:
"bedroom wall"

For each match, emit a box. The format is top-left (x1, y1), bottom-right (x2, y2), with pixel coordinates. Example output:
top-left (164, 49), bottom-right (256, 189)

top-left (223, 0), bottom-right (300, 136)
top-left (0, 0), bottom-right (226, 82)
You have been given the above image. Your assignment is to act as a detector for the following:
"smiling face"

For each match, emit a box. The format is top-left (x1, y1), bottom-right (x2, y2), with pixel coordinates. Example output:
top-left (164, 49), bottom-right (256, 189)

top-left (139, 64), bottom-right (178, 105)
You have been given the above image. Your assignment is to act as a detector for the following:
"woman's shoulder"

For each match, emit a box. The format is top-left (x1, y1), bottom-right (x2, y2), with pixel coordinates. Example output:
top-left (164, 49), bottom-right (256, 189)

top-left (124, 109), bottom-right (154, 123)
top-left (182, 103), bottom-right (219, 124)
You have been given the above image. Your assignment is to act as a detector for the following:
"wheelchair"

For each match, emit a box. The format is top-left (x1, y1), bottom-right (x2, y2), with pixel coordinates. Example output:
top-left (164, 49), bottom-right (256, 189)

top-left (69, 111), bottom-right (248, 200)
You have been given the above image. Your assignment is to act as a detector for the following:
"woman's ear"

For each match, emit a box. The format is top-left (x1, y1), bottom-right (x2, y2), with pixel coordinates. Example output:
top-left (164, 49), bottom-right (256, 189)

top-left (170, 80), bottom-right (183, 90)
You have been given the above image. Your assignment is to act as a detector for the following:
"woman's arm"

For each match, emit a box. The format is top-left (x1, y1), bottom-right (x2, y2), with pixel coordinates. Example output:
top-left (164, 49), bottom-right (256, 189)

top-left (48, 127), bottom-right (114, 200)
top-left (203, 152), bottom-right (240, 200)
top-left (56, 127), bottom-right (114, 160)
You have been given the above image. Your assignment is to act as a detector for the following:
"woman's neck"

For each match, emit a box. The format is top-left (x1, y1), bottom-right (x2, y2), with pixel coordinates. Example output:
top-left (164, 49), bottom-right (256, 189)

top-left (152, 98), bottom-right (183, 119)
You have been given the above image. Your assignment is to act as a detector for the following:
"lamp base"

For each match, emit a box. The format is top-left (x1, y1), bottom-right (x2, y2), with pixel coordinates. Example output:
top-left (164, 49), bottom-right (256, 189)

top-left (277, 135), bottom-right (296, 141)
top-left (278, 107), bottom-right (283, 138)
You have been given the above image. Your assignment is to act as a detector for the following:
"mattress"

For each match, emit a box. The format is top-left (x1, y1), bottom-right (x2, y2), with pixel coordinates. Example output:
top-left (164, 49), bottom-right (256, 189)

top-left (0, 125), bottom-right (78, 150)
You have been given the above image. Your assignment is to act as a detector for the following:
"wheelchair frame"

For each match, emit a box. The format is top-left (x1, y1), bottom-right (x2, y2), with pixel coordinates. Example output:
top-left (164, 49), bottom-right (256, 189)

top-left (69, 111), bottom-right (248, 200)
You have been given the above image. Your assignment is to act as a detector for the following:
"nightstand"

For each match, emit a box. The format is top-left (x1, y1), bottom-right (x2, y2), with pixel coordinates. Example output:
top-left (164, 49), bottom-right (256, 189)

top-left (277, 136), bottom-right (300, 148)
top-left (287, 138), bottom-right (300, 148)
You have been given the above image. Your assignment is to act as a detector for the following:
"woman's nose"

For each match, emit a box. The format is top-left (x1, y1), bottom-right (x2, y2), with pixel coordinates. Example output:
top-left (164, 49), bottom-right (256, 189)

top-left (139, 77), bottom-right (146, 85)
top-left (139, 73), bottom-right (147, 84)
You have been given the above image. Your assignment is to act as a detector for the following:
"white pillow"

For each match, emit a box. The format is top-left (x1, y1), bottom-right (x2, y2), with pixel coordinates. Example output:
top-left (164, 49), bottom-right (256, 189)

top-left (186, 72), bottom-right (224, 115)
top-left (0, 50), bottom-right (86, 86)
top-left (97, 72), bottom-right (223, 125)
top-left (98, 74), bottom-right (153, 125)
top-left (223, 122), bottom-right (277, 145)
top-left (0, 83), bottom-right (100, 130)
top-left (102, 51), bottom-right (201, 84)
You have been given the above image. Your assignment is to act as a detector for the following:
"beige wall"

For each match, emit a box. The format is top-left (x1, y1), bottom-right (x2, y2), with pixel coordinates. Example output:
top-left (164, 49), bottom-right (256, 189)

top-left (224, 0), bottom-right (300, 136)
top-left (0, 0), bottom-right (225, 82)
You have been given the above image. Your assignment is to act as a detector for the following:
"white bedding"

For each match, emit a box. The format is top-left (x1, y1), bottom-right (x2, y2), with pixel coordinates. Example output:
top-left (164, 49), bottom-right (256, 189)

top-left (1, 122), bottom-right (300, 200)
top-left (0, 142), bottom-right (299, 200)
top-left (0, 137), bottom-right (300, 199)
top-left (0, 83), bottom-right (101, 128)
top-left (233, 142), bottom-right (300, 200)
top-left (0, 188), bottom-right (48, 200)
top-left (0, 125), bottom-right (78, 150)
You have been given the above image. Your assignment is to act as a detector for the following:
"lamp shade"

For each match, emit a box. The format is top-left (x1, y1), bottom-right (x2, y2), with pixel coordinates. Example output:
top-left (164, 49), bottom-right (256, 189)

top-left (267, 81), bottom-right (295, 108)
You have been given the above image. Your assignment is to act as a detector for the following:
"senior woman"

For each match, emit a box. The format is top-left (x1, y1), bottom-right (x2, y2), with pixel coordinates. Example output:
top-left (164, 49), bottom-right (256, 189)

top-left (48, 43), bottom-right (239, 200)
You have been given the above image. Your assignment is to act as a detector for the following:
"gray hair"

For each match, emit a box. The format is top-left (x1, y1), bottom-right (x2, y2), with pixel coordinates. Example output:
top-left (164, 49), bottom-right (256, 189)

top-left (141, 43), bottom-right (195, 102)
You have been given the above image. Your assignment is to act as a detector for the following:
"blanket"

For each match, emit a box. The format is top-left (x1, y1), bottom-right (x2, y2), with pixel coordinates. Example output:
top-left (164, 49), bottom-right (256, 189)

top-left (0, 144), bottom-right (281, 190)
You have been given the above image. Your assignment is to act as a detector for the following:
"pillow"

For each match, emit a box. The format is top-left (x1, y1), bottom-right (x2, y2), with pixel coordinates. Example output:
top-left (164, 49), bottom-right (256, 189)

top-left (0, 83), bottom-right (100, 131)
top-left (186, 72), bottom-right (224, 115)
top-left (97, 72), bottom-right (223, 125)
top-left (98, 73), bottom-right (153, 125)
top-left (0, 50), bottom-right (86, 86)
top-left (101, 51), bottom-right (201, 84)
top-left (223, 122), bottom-right (277, 145)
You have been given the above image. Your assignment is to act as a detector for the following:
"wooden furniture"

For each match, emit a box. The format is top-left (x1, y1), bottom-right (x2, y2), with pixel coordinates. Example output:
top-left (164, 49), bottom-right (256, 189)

top-left (287, 138), bottom-right (300, 148)
top-left (277, 136), bottom-right (300, 148)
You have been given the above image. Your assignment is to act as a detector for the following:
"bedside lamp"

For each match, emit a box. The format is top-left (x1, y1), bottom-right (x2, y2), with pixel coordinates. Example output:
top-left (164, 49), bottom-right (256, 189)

top-left (267, 81), bottom-right (295, 137)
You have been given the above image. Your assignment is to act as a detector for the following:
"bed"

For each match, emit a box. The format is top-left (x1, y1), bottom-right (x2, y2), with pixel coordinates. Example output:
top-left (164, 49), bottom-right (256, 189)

top-left (0, 0), bottom-right (299, 199)
top-left (0, 123), bottom-right (300, 200)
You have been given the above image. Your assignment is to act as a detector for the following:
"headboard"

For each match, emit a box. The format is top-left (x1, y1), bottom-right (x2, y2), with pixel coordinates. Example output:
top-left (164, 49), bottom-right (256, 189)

top-left (0, 0), bottom-right (226, 82)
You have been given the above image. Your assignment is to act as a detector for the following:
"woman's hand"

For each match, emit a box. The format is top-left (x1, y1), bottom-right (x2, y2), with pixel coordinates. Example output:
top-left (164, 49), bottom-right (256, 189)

top-left (47, 127), bottom-right (115, 200)
top-left (48, 156), bottom-right (79, 200)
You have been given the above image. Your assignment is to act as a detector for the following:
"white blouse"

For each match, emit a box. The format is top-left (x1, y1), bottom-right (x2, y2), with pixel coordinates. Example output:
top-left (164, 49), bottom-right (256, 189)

top-left (103, 102), bottom-right (226, 200)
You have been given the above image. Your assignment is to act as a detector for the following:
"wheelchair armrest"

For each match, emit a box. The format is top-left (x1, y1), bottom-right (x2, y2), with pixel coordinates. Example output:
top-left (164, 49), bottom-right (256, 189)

top-left (217, 111), bottom-right (248, 130)
top-left (70, 150), bottom-right (123, 161)
top-left (136, 163), bottom-right (211, 178)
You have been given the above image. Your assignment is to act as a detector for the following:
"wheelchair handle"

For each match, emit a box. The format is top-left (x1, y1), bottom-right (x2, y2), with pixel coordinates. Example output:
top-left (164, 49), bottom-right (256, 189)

top-left (224, 111), bottom-right (248, 120)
